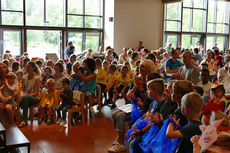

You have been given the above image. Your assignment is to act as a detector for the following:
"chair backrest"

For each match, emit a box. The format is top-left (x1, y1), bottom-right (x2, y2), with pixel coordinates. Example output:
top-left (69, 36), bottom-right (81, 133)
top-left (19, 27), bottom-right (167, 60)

top-left (73, 90), bottom-right (85, 106)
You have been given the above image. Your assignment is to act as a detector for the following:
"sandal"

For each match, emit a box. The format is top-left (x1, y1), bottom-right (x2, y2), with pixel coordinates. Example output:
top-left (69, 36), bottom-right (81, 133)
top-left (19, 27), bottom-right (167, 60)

top-left (18, 121), bottom-right (27, 128)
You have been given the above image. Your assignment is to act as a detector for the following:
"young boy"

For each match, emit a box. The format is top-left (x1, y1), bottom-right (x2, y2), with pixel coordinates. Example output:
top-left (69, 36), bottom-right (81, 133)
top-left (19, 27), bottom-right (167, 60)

top-left (107, 64), bottom-right (118, 104)
top-left (113, 65), bottom-right (130, 108)
top-left (171, 80), bottom-right (194, 127)
top-left (38, 78), bottom-right (61, 125)
top-left (95, 58), bottom-right (107, 105)
top-left (56, 78), bottom-right (75, 126)
top-left (166, 92), bottom-right (204, 153)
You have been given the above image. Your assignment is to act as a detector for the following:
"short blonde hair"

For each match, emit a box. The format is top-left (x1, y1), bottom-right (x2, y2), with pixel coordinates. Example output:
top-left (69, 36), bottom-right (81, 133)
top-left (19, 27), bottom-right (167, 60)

top-left (173, 80), bottom-right (194, 97)
top-left (147, 79), bottom-right (164, 96)
top-left (181, 92), bottom-right (204, 117)
top-left (140, 60), bottom-right (156, 73)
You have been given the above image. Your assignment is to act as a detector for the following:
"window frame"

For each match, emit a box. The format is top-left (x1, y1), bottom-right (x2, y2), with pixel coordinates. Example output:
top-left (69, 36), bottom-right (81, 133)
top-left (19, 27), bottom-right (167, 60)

top-left (0, 0), bottom-right (105, 57)
top-left (163, 0), bottom-right (229, 52)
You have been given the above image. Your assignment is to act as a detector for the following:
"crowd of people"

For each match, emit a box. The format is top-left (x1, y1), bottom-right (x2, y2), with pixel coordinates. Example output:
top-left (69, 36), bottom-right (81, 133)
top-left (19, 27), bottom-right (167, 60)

top-left (0, 40), bottom-right (230, 153)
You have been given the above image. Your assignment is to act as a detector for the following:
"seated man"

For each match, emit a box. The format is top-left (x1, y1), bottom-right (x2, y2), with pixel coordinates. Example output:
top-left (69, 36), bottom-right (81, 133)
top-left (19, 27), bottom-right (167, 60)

top-left (164, 49), bottom-right (182, 82)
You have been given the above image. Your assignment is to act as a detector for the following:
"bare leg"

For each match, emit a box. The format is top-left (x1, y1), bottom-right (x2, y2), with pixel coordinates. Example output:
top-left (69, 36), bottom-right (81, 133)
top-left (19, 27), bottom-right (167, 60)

top-left (5, 104), bottom-right (14, 124)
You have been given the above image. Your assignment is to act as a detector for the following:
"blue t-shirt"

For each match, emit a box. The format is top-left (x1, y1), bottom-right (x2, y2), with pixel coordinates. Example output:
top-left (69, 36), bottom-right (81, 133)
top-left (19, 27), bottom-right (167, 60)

top-left (164, 59), bottom-right (183, 74)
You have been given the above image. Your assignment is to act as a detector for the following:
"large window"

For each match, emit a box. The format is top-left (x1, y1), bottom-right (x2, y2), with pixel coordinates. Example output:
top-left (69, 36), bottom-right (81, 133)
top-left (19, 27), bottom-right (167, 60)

top-left (164, 0), bottom-right (229, 52)
top-left (0, 0), bottom-right (104, 57)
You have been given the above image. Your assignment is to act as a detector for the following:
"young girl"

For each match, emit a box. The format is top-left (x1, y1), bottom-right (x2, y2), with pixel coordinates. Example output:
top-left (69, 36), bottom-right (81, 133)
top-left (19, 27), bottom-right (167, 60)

top-left (95, 58), bottom-right (107, 105)
top-left (106, 64), bottom-right (118, 104)
top-left (38, 78), bottom-right (61, 125)
top-left (202, 81), bottom-right (227, 117)
top-left (112, 65), bottom-right (130, 108)
top-left (0, 72), bottom-right (18, 124)
top-left (202, 81), bottom-right (228, 124)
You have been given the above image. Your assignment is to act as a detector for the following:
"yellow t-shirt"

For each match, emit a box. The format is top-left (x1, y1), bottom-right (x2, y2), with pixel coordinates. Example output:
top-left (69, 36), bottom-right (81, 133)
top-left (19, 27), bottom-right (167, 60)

top-left (117, 74), bottom-right (130, 86)
top-left (128, 70), bottom-right (135, 79)
top-left (96, 68), bottom-right (107, 85)
top-left (40, 89), bottom-right (61, 107)
top-left (107, 73), bottom-right (118, 88)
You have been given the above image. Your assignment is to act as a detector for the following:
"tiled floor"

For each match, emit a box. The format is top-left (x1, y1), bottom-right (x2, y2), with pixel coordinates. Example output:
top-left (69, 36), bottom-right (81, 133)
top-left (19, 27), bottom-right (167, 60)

top-left (18, 105), bottom-right (130, 153)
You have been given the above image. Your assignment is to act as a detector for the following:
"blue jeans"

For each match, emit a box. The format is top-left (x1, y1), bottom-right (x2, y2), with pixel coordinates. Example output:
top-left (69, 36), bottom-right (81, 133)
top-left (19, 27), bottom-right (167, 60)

top-left (56, 104), bottom-right (72, 120)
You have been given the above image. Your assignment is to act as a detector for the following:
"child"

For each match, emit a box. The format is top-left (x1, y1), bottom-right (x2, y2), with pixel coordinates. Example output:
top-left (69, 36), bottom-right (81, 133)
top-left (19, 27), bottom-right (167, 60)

top-left (0, 72), bottom-right (18, 124)
top-left (112, 65), bottom-right (130, 108)
top-left (202, 81), bottom-right (228, 115)
top-left (124, 61), bottom-right (135, 79)
top-left (171, 80), bottom-right (194, 127)
top-left (66, 54), bottom-right (77, 75)
top-left (95, 58), bottom-right (107, 105)
top-left (107, 64), bottom-right (118, 104)
top-left (16, 70), bottom-right (23, 88)
top-left (38, 78), bottom-right (61, 125)
top-left (166, 92), bottom-right (204, 153)
top-left (56, 78), bottom-right (75, 126)
top-left (102, 60), bottom-right (110, 74)
top-left (159, 80), bottom-right (178, 120)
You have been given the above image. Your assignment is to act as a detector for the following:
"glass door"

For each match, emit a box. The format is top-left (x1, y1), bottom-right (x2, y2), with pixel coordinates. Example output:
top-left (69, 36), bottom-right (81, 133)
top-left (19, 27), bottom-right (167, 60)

top-left (27, 30), bottom-right (62, 59)
top-left (68, 31), bottom-right (83, 54)
top-left (1, 29), bottom-right (22, 57)
top-left (164, 34), bottom-right (179, 49)
top-left (85, 32), bottom-right (101, 53)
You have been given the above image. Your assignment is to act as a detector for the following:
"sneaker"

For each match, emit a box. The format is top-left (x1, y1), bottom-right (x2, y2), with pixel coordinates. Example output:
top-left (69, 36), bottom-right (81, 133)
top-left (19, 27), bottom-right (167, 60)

top-left (89, 106), bottom-right (95, 113)
top-left (60, 120), bottom-right (66, 126)
top-left (56, 118), bottom-right (62, 125)
top-left (112, 141), bottom-right (119, 146)
top-left (108, 143), bottom-right (127, 153)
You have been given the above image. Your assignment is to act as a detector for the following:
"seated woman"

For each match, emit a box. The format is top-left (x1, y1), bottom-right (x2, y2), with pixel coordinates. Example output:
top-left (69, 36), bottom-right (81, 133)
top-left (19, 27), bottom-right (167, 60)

top-left (19, 61), bottom-right (40, 127)
top-left (107, 60), bottom-right (156, 153)
top-left (73, 58), bottom-right (97, 113)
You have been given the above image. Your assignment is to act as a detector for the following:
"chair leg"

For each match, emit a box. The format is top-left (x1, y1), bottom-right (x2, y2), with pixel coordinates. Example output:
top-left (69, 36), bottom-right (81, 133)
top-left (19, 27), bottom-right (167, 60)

top-left (98, 101), bottom-right (102, 113)
top-left (68, 111), bottom-right (72, 127)
top-left (81, 109), bottom-right (85, 124)
top-left (29, 107), bottom-right (33, 124)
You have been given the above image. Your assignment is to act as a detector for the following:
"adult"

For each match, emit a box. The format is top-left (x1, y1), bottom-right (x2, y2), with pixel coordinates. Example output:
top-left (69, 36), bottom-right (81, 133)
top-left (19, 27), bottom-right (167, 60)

top-left (200, 50), bottom-right (217, 77)
top-left (195, 41), bottom-right (204, 56)
top-left (107, 60), bottom-right (155, 152)
top-left (212, 42), bottom-right (219, 51)
top-left (164, 49), bottom-right (183, 82)
top-left (136, 41), bottom-right (144, 51)
top-left (213, 49), bottom-right (224, 68)
top-left (173, 51), bottom-right (200, 84)
top-left (119, 48), bottom-right (128, 64)
top-left (105, 49), bottom-right (114, 63)
top-left (64, 41), bottom-right (75, 59)
top-left (19, 61), bottom-right (40, 127)
top-left (0, 63), bottom-right (9, 117)
top-left (92, 45), bottom-right (105, 60)
top-left (165, 43), bottom-right (173, 56)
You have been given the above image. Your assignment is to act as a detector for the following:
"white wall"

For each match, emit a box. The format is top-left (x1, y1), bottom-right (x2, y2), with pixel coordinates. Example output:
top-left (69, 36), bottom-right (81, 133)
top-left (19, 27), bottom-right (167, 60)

top-left (113, 0), bottom-right (163, 54)
top-left (104, 0), bottom-right (115, 49)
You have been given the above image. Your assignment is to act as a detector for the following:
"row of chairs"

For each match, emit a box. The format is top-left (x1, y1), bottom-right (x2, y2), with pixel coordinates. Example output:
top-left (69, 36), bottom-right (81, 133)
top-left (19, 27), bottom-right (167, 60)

top-left (28, 85), bottom-right (102, 126)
